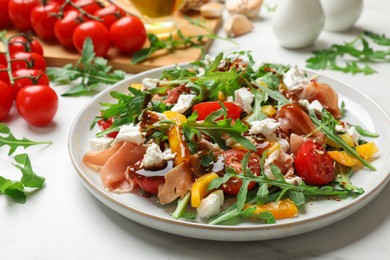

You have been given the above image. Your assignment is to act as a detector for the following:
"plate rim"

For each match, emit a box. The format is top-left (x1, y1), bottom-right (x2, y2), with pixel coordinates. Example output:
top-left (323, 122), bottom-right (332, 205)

top-left (68, 64), bottom-right (390, 240)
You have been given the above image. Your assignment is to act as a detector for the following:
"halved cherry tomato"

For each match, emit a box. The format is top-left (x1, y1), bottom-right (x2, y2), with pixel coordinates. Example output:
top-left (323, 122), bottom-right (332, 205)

top-left (192, 101), bottom-right (242, 120)
top-left (131, 173), bottom-right (165, 194)
top-left (12, 68), bottom-right (49, 98)
top-left (10, 52), bottom-right (46, 71)
top-left (221, 149), bottom-right (261, 195)
top-left (30, 1), bottom-right (60, 40)
top-left (73, 20), bottom-right (111, 57)
top-left (97, 117), bottom-right (118, 138)
top-left (16, 84), bottom-right (58, 126)
top-left (8, 36), bottom-right (44, 55)
top-left (0, 80), bottom-right (13, 121)
top-left (93, 4), bottom-right (125, 29)
top-left (294, 140), bottom-right (335, 185)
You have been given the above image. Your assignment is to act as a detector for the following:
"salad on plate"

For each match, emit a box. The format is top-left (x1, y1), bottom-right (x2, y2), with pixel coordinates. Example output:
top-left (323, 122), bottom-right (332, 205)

top-left (82, 52), bottom-right (379, 225)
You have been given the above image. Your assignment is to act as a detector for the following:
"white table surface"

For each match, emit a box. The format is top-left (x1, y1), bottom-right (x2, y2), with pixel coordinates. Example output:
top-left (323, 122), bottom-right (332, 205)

top-left (1, 0), bottom-right (390, 259)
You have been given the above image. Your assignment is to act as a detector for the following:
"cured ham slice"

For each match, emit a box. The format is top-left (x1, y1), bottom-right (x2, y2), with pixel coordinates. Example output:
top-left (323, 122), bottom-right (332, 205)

top-left (298, 81), bottom-right (341, 119)
top-left (83, 142), bottom-right (123, 169)
top-left (276, 104), bottom-right (317, 136)
top-left (158, 163), bottom-right (194, 205)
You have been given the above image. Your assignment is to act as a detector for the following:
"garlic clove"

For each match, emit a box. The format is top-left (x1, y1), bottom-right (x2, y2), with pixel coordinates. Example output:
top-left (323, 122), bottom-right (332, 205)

top-left (226, 0), bottom-right (263, 19)
top-left (200, 2), bottom-right (224, 18)
top-left (223, 14), bottom-right (253, 38)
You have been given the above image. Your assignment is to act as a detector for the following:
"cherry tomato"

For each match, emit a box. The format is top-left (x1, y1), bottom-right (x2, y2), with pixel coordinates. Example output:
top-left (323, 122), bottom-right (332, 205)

top-left (294, 140), bottom-right (336, 185)
top-left (0, 0), bottom-right (11, 29)
top-left (54, 10), bottom-right (83, 48)
top-left (69, 0), bottom-right (102, 14)
top-left (10, 52), bottom-right (46, 72)
top-left (110, 16), bottom-right (146, 54)
top-left (73, 20), bottom-right (111, 57)
top-left (30, 1), bottom-right (60, 40)
top-left (221, 149), bottom-right (261, 195)
top-left (97, 117), bottom-right (118, 138)
top-left (94, 4), bottom-right (125, 29)
top-left (8, 0), bottom-right (39, 31)
top-left (16, 84), bottom-right (58, 126)
top-left (192, 101), bottom-right (242, 120)
top-left (0, 80), bottom-right (13, 121)
top-left (131, 173), bottom-right (165, 194)
top-left (0, 64), bottom-right (11, 86)
top-left (8, 36), bottom-right (44, 55)
top-left (0, 54), bottom-right (7, 66)
top-left (12, 68), bottom-right (49, 98)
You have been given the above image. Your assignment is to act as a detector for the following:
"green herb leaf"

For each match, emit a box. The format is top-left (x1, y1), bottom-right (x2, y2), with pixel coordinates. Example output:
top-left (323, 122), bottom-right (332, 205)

top-left (364, 31), bottom-right (390, 46)
top-left (47, 37), bottom-right (125, 96)
top-left (171, 192), bottom-right (195, 219)
top-left (240, 207), bottom-right (276, 224)
top-left (0, 123), bottom-right (52, 155)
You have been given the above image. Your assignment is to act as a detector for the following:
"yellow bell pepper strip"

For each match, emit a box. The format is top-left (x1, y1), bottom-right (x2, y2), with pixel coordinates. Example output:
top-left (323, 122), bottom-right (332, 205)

top-left (326, 133), bottom-right (354, 148)
top-left (163, 111), bottom-right (190, 166)
top-left (261, 105), bottom-right (276, 117)
top-left (244, 198), bottom-right (298, 220)
top-left (191, 172), bottom-right (219, 208)
top-left (328, 142), bottom-right (378, 167)
top-left (130, 83), bottom-right (143, 90)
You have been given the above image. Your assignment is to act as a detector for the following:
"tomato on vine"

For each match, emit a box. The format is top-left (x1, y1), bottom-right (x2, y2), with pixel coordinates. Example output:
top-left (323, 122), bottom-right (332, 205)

top-left (0, 80), bottom-right (13, 121)
top-left (12, 68), bottom-right (49, 98)
top-left (0, 0), bottom-right (11, 29)
top-left (73, 20), bottom-right (111, 57)
top-left (94, 4), bottom-right (125, 29)
top-left (8, 0), bottom-right (39, 31)
top-left (8, 36), bottom-right (44, 55)
top-left (54, 10), bottom-right (83, 48)
top-left (110, 16), bottom-right (146, 54)
top-left (31, 1), bottom-right (61, 40)
top-left (10, 52), bottom-right (46, 72)
top-left (16, 84), bottom-right (58, 126)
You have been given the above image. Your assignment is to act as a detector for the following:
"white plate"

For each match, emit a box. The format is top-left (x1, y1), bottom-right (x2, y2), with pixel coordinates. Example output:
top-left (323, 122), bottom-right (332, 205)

top-left (68, 65), bottom-right (390, 241)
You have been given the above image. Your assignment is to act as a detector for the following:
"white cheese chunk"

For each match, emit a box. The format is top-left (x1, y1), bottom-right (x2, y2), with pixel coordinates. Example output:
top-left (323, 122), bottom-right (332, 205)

top-left (142, 78), bottom-right (159, 91)
top-left (283, 65), bottom-right (309, 91)
top-left (251, 60), bottom-right (264, 72)
top-left (141, 143), bottom-right (165, 169)
top-left (249, 118), bottom-right (281, 140)
top-left (335, 124), bottom-right (346, 133)
top-left (111, 123), bottom-right (144, 146)
top-left (162, 148), bottom-right (176, 160)
top-left (299, 99), bottom-right (324, 113)
top-left (197, 190), bottom-right (224, 218)
top-left (234, 87), bottom-right (254, 113)
top-left (89, 137), bottom-right (114, 151)
top-left (347, 126), bottom-right (361, 146)
top-left (171, 94), bottom-right (196, 114)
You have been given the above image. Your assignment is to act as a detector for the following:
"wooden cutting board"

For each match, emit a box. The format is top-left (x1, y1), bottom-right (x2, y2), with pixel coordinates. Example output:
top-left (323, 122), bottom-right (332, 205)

top-left (5, 13), bottom-right (221, 73)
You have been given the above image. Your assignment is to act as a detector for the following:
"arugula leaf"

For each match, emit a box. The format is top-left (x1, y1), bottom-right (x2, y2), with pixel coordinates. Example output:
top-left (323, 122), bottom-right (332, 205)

top-left (47, 38), bottom-right (125, 96)
top-left (306, 31), bottom-right (390, 75)
top-left (308, 110), bottom-right (376, 170)
top-left (171, 192), bottom-right (195, 220)
top-left (0, 123), bottom-right (52, 155)
top-left (353, 125), bottom-right (379, 138)
top-left (240, 207), bottom-right (276, 224)
top-left (0, 154), bottom-right (46, 203)
top-left (334, 163), bottom-right (364, 195)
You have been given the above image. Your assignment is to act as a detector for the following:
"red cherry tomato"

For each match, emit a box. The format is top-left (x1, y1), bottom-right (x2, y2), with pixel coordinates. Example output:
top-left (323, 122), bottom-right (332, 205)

top-left (69, 0), bottom-right (102, 14)
top-left (8, 0), bottom-right (39, 31)
top-left (73, 20), bottom-right (111, 57)
top-left (294, 140), bottom-right (336, 185)
top-left (0, 0), bottom-right (11, 29)
top-left (110, 16), bottom-right (146, 54)
top-left (12, 68), bottom-right (49, 98)
top-left (221, 149), bottom-right (261, 195)
top-left (30, 1), bottom-right (60, 40)
top-left (0, 80), bottom-right (13, 121)
top-left (0, 53), bottom-right (7, 66)
top-left (16, 84), bottom-right (58, 126)
top-left (54, 10), bottom-right (83, 48)
top-left (192, 101), bottom-right (242, 120)
top-left (0, 64), bottom-right (11, 86)
top-left (97, 117), bottom-right (118, 138)
top-left (131, 173), bottom-right (165, 194)
top-left (8, 36), bottom-right (44, 55)
top-left (94, 4), bottom-right (125, 29)
top-left (10, 52), bottom-right (46, 71)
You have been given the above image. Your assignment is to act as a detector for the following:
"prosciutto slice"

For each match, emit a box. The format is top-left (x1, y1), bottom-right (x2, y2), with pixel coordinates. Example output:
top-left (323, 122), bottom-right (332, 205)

top-left (298, 81), bottom-right (341, 119)
top-left (276, 104), bottom-right (319, 136)
top-left (158, 163), bottom-right (194, 205)
top-left (83, 142), bottom-right (123, 169)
